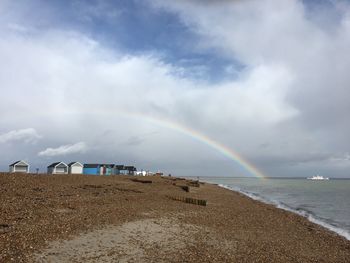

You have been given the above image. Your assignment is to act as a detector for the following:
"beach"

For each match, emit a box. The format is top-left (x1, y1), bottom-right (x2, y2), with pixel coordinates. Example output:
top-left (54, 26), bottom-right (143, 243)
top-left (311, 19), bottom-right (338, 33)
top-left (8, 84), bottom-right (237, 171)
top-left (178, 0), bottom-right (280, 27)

top-left (1, 173), bottom-right (349, 262)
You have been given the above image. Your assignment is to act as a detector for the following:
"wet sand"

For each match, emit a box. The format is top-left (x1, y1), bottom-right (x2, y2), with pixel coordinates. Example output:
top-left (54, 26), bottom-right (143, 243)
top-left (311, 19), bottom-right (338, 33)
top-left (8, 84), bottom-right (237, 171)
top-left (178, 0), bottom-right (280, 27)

top-left (0, 173), bottom-right (349, 262)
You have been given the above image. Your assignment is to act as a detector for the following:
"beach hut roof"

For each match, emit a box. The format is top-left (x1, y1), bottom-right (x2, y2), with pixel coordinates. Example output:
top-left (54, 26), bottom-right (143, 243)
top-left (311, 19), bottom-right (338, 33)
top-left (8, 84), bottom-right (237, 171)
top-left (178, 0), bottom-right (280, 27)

top-left (125, 166), bottom-right (137, 171)
top-left (9, 160), bottom-right (29, 167)
top-left (47, 162), bottom-right (67, 168)
top-left (103, 164), bottom-right (115, 168)
top-left (83, 164), bottom-right (100, 168)
top-left (83, 163), bottom-right (115, 168)
top-left (68, 161), bottom-right (83, 167)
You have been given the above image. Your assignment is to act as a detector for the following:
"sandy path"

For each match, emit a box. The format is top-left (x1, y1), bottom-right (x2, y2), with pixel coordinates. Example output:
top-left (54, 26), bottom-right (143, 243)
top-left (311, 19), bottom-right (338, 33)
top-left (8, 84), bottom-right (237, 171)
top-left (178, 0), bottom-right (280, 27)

top-left (35, 218), bottom-right (197, 263)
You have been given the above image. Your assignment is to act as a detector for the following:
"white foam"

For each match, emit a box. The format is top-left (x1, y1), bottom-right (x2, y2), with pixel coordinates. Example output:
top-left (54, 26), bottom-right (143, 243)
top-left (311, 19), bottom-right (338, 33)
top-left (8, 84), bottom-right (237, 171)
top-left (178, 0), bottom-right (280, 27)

top-left (218, 184), bottom-right (350, 241)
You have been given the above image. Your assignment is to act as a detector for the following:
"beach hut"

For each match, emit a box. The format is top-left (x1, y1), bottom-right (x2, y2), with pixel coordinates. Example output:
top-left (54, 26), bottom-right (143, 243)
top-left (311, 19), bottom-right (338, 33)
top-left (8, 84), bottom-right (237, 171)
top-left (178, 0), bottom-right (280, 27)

top-left (9, 160), bottom-right (30, 173)
top-left (83, 164), bottom-right (115, 175)
top-left (102, 164), bottom-right (114, 176)
top-left (83, 164), bottom-right (100, 175)
top-left (115, 165), bottom-right (128, 175)
top-left (125, 166), bottom-right (137, 175)
top-left (47, 162), bottom-right (68, 174)
top-left (68, 162), bottom-right (83, 174)
top-left (97, 164), bottom-right (114, 175)
top-left (135, 170), bottom-right (147, 176)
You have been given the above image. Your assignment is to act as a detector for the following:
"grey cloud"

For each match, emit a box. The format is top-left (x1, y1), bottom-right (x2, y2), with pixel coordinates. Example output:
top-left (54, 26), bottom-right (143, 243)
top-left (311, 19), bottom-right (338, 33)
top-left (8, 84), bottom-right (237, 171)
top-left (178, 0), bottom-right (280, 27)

top-left (146, 0), bottom-right (350, 177)
top-left (0, 128), bottom-right (41, 144)
top-left (38, 142), bottom-right (88, 157)
top-left (124, 136), bottom-right (145, 146)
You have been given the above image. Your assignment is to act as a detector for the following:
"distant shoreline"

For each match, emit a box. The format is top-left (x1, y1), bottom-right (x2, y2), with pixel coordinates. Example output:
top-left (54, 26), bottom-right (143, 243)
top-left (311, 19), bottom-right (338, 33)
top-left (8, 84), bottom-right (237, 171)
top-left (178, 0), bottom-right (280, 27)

top-left (185, 175), bottom-right (350, 180)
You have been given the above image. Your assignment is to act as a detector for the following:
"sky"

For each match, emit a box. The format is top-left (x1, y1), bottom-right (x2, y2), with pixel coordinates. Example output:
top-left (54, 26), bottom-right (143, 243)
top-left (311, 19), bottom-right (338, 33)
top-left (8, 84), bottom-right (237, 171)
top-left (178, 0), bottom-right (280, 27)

top-left (1, 0), bottom-right (350, 177)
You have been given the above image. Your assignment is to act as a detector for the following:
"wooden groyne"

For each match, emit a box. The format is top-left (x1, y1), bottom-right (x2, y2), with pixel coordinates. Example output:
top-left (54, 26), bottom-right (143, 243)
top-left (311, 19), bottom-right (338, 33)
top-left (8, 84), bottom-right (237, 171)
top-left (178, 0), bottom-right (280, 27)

top-left (167, 195), bottom-right (207, 206)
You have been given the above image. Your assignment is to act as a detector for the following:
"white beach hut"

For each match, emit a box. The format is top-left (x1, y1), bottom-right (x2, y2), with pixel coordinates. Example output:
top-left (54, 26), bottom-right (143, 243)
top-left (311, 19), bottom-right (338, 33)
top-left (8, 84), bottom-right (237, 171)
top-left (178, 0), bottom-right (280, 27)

top-left (68, 162), bottom-right (83, 174)
top-left (47, 162), bottom-right (68, 174)
top-left (9, 160), bottom-right (30, 173)
top-left (135, 170), bottom-right (147, 176)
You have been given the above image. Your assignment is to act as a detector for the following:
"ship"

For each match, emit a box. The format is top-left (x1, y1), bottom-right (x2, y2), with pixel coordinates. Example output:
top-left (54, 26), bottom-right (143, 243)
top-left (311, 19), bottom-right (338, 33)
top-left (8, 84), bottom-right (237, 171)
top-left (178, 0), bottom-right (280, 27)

top-left (307, 175), bottom-right (329, 180)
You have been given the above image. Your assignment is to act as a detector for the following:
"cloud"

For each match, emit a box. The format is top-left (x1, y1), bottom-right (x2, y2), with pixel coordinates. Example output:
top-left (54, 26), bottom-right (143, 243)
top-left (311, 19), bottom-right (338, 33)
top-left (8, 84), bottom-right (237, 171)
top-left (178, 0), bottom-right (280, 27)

top-left (0, 1), bottom-right (350, 176)
top-left (7, 23), bottom-right (29, 33)
top-left (143, 0), bottom-right (350, 174)
top-left (71, 0), bottom-right (123, 23)
top-left (38, 142), bottom-right (88, 157)
top-left (123, 136), bottom-right (146, 146)
top-left (0, 128), bottom-right (41, 144)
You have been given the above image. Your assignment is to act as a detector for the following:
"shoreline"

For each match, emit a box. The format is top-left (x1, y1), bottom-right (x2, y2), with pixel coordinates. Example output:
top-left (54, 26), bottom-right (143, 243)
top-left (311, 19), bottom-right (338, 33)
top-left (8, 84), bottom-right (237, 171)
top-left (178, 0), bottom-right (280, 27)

top-left (216, 183), bottom-right (350, 241)
top-left (1, 173), bottom-right (350, 262)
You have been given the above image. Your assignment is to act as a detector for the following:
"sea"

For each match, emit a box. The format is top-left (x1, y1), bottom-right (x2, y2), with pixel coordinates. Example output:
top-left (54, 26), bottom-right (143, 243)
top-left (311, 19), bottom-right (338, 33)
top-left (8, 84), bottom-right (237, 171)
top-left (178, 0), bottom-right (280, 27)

top-left (199, 177), bottom-right (350, 240)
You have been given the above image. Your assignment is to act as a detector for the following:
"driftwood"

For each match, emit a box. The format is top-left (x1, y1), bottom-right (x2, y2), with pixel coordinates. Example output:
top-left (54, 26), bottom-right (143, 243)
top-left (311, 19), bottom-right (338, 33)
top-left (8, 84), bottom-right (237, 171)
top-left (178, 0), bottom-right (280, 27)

top-left (131, 178), bottom-right (152, 184)
top-left (167, 195), bottom-right (207, 206)
top-left (180, 185), bottom-right (190, 192)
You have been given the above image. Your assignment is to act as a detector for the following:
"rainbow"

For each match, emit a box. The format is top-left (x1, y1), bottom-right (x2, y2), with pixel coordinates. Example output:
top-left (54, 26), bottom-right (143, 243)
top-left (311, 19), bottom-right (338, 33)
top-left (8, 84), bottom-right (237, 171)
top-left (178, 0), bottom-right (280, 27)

top-left (114, 110), bottom-right (266, 179)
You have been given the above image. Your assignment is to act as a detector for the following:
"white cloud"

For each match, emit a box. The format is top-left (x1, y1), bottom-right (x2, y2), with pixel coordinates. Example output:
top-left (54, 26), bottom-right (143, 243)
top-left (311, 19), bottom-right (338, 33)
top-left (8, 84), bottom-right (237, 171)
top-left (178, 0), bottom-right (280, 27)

top-left (0, 128), bottom-right (41, 144)
top-left (38, 142), bottom-right (88, 157)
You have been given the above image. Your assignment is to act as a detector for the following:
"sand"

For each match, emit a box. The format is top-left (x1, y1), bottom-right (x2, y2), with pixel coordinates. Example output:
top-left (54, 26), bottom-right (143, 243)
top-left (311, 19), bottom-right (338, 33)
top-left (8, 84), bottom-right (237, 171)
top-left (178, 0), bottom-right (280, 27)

top-left (35, 218), bottom-right (198, 262)
top-left (0, 173), bottom-right (349, 262)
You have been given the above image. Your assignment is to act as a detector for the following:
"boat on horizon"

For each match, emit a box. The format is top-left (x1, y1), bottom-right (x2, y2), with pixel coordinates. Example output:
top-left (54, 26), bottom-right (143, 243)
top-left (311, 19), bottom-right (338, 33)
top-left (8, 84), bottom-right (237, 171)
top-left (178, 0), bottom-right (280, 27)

top-left (307, 175), bottom-right (329, 180)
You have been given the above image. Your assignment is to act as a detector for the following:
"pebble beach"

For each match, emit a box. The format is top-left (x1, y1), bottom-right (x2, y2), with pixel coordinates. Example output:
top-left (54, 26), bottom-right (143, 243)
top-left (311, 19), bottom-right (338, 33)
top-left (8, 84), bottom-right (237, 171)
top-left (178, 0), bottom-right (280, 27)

top-left (1, 173), bottom-right (350, 262)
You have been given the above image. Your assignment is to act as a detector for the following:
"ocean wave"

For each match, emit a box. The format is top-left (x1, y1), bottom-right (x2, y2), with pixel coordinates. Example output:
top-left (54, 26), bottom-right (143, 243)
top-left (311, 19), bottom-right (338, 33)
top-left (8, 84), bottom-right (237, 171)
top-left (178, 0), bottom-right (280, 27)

top-left (218, 184), bottom-right (350, 241)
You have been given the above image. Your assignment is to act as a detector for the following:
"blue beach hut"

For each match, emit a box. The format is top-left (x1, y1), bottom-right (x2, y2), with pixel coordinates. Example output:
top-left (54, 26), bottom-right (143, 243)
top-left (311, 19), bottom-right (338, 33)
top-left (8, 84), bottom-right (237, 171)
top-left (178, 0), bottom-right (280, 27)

top-left (83, 164), bottom-right (100, 175)
top-left (83, 164), bottom-right (115, 175)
